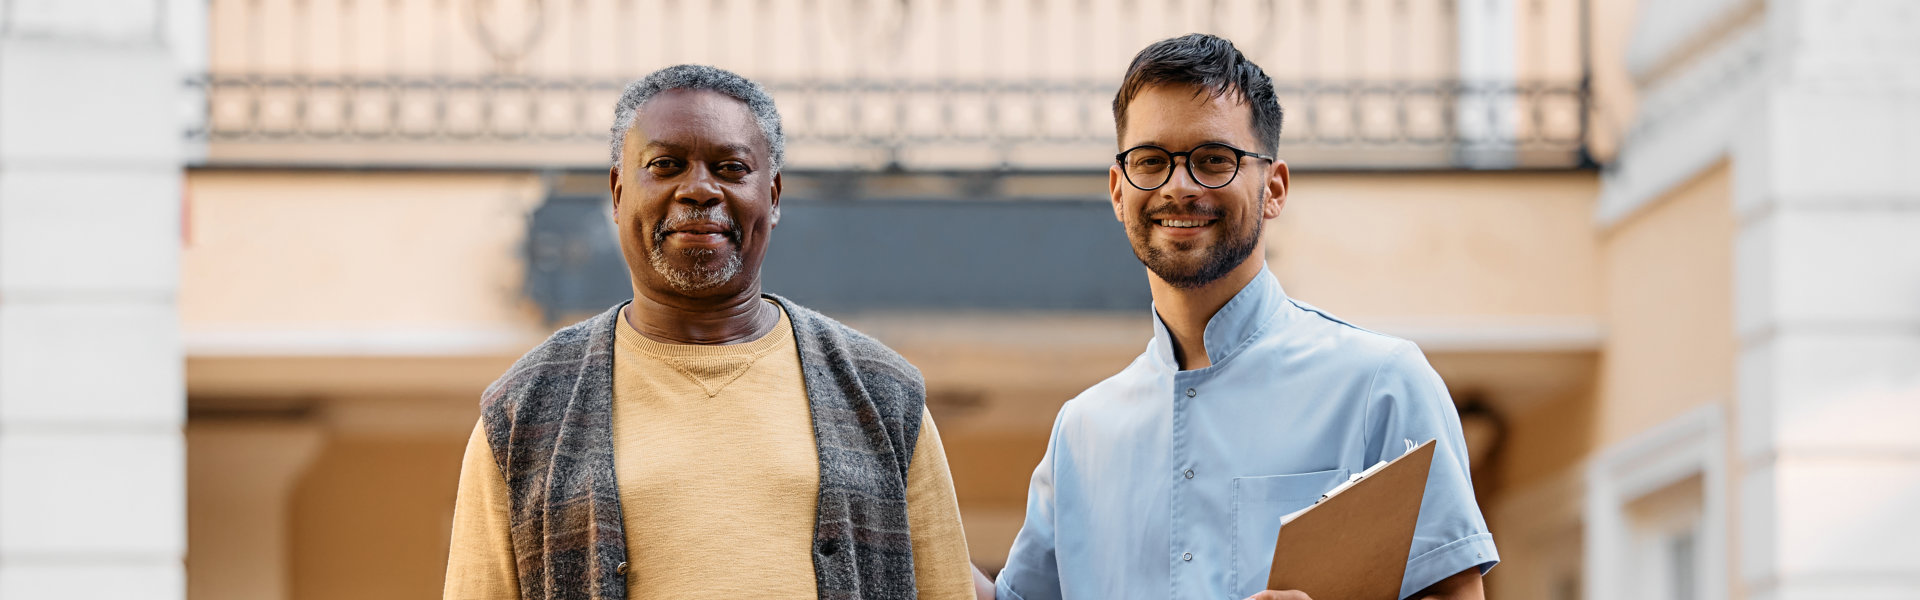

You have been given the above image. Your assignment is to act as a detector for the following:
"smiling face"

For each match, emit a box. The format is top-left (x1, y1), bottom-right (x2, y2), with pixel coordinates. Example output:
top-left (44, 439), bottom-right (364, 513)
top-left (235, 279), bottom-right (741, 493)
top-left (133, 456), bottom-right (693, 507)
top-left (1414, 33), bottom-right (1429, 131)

top-left (1110, 84), bottom-right (1288, 290)
top-left (610, 88), bottom-right (782, 301)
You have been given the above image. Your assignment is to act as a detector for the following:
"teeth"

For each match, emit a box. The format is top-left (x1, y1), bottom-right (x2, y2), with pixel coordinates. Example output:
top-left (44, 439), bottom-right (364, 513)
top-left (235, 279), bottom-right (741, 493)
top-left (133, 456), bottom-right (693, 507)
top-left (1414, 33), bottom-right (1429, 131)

top-left (1159, 220), bottom-right (1209, 228)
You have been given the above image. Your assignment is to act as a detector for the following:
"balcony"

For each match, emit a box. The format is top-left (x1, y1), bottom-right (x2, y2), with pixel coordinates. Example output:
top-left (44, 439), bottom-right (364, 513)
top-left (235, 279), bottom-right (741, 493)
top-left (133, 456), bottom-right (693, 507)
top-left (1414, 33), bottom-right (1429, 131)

top-left (187, 0), bottom-right (1595, 171)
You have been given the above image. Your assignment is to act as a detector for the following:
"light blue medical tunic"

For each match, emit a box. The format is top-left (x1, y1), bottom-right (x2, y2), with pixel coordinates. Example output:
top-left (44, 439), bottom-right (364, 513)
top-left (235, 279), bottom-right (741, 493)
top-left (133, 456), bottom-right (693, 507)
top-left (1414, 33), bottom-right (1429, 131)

top-left (996, 269), bottom-right (1498, 600)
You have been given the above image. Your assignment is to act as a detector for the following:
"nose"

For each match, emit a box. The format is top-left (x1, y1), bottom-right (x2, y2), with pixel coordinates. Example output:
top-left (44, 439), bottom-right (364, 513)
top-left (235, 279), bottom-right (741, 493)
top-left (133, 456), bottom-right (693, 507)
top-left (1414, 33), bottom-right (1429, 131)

top-left (1159, 156), bottom-right (1204, 200)
top-left (675, 164), bottom-right (724, 208)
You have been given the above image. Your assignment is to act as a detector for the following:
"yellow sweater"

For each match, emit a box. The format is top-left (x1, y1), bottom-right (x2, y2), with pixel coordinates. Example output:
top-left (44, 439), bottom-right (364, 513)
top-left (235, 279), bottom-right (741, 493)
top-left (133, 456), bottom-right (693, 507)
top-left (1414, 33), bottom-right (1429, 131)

top-left (445, 303), bottom-right (975, 599)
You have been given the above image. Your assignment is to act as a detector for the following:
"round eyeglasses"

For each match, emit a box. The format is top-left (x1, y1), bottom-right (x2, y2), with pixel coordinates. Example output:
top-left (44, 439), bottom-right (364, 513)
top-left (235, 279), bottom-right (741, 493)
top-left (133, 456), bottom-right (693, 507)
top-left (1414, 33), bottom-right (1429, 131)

top-left (1115, 143), bottom-right (1275, 191)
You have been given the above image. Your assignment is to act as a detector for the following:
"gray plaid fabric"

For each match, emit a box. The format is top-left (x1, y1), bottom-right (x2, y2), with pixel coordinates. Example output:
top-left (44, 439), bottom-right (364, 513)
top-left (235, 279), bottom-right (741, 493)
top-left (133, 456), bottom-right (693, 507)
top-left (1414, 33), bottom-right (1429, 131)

top-left (479, 294), bottom-right (925, 600)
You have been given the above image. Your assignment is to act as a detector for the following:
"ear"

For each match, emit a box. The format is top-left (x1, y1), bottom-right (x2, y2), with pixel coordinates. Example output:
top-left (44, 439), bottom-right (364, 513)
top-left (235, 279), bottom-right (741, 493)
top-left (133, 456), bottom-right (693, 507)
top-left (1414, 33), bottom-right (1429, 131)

top-left (1262, 159), bottom-right (1290, 220)
top-left (608, 165), bottom-right (623, 215)
top-left (769, 171), bottom-right (784, 227)
top-left (1108, 165), bottom-right (1127, 223)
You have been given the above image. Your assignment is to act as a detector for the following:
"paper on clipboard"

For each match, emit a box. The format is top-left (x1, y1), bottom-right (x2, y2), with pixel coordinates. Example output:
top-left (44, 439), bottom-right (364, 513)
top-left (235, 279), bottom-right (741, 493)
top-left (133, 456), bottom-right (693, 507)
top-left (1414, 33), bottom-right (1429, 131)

top-left (1265, 438), bottom-right (1437, 600)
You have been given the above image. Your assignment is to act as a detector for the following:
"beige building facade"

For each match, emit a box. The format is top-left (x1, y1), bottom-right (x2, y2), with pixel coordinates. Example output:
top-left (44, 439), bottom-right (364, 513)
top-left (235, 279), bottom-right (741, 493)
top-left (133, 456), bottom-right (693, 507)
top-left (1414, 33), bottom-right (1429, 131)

top-left (1, 2), bottom-right (1914, 600)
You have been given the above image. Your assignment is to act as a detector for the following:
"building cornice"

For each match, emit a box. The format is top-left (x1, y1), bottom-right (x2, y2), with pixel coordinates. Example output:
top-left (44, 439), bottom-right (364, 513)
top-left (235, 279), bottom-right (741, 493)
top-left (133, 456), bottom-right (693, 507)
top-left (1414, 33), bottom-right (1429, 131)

top-left (1597, 19), bottom-right (1766, 229)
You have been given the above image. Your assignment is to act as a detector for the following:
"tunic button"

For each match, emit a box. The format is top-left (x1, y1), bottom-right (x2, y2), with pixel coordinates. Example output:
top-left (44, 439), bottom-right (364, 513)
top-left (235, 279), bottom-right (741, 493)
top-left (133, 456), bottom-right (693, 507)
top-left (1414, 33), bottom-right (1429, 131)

top-left (1183, 469), bottom-right (1195, 479)
top-left (1185, 388), bottom-right (1196, 398)
top-left (1182, 552), bottom-right (1193, 561)
top-left (615, 561), bottom-right (630, 575)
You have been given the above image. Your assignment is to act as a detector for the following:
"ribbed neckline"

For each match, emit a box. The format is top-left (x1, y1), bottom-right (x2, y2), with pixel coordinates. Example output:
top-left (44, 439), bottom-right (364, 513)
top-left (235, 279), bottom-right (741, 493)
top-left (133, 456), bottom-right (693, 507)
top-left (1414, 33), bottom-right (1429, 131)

top-left (615, 299), bottom-right (792, 360)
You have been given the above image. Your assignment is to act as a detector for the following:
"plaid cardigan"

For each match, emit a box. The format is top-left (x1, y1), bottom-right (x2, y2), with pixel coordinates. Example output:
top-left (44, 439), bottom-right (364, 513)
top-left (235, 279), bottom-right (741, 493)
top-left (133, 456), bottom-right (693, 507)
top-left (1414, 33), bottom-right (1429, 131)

top-left (479, 295), bottom-right (926, 600)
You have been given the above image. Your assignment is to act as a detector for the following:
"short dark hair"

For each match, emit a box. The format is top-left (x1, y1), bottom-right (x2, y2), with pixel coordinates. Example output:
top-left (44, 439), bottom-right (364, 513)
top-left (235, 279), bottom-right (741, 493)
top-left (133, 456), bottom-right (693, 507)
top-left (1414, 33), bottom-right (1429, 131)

top-left (1112, 33), bottom-right (1283, 156)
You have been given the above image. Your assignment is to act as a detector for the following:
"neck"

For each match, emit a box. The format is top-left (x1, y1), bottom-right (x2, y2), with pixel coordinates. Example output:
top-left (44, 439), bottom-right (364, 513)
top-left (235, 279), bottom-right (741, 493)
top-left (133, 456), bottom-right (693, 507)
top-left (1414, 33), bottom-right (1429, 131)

top-left (1149, 255), bottom-right (1268, 371)
top-left (624, 282), bottom-right (779, 345)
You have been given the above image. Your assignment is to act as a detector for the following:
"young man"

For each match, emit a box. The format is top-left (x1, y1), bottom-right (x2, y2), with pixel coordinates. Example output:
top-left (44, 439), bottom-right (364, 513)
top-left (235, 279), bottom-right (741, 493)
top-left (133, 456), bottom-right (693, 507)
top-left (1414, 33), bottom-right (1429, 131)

top-left (990, 35), bottom-right (1498, 600)
top-left (443, 65), bottom-right (976, 600)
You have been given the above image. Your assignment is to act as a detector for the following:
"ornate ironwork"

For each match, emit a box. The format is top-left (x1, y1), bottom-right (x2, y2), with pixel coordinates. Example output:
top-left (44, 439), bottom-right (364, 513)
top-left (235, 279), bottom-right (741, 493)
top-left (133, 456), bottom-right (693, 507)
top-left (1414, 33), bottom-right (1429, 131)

top-left (188, 75), bottom-right (1586, 169)
top-left (187, 0), bottom-right (1594, 170)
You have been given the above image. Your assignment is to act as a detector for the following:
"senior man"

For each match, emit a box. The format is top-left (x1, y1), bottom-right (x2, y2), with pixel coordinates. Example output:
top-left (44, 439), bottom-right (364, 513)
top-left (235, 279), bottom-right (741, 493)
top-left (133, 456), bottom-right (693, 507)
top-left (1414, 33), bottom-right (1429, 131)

top-left (443, 65), bottom-right (976, 600)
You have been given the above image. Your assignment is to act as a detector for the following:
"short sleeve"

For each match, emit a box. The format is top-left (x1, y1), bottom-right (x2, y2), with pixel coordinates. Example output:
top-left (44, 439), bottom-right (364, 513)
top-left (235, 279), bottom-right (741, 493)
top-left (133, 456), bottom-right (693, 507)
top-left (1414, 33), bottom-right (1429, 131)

top-left (1364, 342), bottom-right (1499, 599)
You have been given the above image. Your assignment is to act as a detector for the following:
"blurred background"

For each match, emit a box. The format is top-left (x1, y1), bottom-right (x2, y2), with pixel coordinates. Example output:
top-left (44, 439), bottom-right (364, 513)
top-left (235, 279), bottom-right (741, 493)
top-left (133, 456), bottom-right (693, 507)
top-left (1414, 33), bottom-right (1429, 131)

top-left (2, 1), bottom-right (1916, 599)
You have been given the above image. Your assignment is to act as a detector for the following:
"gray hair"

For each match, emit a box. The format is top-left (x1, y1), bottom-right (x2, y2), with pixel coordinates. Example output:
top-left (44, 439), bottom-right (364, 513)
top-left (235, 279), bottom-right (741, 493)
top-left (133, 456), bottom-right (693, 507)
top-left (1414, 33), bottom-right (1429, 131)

top-left (609, 64), bottom-right (786, 173)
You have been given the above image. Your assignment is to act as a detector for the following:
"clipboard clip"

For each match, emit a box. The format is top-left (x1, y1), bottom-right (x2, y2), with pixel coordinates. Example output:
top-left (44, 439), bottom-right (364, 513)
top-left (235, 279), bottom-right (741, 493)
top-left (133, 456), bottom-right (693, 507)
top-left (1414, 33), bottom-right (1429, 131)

top-left (1316, 440), bottom-right (1422, 503)
top-left (1280, 460), bottom-right (1392, 526)
top-left (1318, 459), bottom-right (1389, 503)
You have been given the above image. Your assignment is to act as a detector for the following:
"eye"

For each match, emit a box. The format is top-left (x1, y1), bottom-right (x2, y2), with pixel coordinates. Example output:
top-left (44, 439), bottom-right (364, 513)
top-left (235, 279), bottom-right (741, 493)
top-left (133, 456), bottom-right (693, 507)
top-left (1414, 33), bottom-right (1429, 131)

top-left (1198, 156), bottom-right (1237, 172)
top-left (646, 157), bottom-right (685, 175)
top-left (1194, 149), bottom-right (1240, 173)
top-left (715, 161), bottom-right (752, 178)
top-left (1131, 155), bottom-right (1168, 169)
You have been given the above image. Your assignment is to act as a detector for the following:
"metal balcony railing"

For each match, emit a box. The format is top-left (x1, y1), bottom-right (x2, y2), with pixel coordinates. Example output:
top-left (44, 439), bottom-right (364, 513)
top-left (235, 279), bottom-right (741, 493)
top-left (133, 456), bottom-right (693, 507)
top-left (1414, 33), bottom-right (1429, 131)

top-left (187, 0), bottom-right (1594, 171)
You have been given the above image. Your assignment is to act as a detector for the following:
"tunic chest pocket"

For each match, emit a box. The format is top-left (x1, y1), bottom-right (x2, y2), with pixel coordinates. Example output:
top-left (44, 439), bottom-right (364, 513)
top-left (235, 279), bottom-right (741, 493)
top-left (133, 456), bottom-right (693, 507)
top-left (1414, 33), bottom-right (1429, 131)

top-left (1229, 468), bottom-right (1352, 597)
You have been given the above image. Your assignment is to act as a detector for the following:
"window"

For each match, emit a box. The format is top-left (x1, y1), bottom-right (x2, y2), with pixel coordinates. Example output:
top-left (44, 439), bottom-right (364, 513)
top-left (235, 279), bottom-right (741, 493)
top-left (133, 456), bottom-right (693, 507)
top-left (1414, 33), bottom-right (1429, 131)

top-left (1585, 405), bottom-right (1726, 600)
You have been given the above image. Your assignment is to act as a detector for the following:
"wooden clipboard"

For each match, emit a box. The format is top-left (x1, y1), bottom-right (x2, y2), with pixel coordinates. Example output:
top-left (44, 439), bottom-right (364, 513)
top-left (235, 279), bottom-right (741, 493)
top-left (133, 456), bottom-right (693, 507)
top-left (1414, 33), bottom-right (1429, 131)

top-left (1266, 438), bottom-right (1436, 599)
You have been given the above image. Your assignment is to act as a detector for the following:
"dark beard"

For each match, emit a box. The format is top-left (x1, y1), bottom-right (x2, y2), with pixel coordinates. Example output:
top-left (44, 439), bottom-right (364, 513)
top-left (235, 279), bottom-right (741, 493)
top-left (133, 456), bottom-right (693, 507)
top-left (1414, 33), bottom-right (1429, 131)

top-left (1129, 198), bottom-right (1263, 290)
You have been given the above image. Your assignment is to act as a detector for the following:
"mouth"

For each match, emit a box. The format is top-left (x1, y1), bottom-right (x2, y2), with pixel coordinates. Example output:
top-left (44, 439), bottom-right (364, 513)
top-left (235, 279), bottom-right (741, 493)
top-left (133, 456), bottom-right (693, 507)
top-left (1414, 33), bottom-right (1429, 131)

top-left (1154, 219), bottom-right (1215, 229)
top-left (671, 222), bottom-right (730, 234)
top-left (668, 231), bottom-right (729, 244)
top-left (657, 220), bottom-right (738, 246)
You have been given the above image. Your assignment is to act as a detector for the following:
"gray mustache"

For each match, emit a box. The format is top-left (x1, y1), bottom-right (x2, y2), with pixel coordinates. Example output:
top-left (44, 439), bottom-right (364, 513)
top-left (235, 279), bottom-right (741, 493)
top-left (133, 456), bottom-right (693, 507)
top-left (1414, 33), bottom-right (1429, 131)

top-left (653, 206), bottom-right (740, 244)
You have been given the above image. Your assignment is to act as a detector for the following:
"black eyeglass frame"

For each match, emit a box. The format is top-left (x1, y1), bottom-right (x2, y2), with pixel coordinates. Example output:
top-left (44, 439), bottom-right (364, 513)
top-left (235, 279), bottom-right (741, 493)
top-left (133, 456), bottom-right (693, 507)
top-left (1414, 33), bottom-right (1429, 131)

top-left (1114, 143), bottom-right (1277, 191)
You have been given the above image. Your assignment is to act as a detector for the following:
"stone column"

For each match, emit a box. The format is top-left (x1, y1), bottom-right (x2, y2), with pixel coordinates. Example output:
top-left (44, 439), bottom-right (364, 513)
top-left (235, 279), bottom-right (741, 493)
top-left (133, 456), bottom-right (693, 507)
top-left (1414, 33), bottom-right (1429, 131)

top-left (0, 1), bottom-right (187, 598)
top-left (1734, 1), bottom-right (1920, 598)
top-left (187, 422), bottom-right (324, 600)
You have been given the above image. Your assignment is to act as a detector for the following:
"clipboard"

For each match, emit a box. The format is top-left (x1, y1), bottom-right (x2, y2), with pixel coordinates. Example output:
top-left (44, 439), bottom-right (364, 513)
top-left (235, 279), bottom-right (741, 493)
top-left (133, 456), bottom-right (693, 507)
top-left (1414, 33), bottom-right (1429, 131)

top-left (1266, 438), bottom-right (1437, 599)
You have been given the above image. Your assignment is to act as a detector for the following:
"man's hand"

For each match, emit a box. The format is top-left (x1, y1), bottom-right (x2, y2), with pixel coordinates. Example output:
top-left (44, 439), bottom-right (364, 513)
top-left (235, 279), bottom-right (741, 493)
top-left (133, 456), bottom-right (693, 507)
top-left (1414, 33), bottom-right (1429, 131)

top-left (1243, 591), bottom-right (1312, 600)
top-left (1246, 567), bottom-right (1481, 600)
top-left (970, 563), bottom-right (995, 600)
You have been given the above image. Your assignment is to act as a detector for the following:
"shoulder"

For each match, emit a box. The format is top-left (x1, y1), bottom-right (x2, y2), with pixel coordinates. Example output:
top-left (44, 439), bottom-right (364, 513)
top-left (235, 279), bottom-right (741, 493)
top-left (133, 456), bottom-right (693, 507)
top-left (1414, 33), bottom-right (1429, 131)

top-left (1282, 297), bottom-right (1431, 381)
top-left (773, 294), bottom-right (924, 388)
top-left (1045, 350), bottom-right (1162, 446)
top-left (1284, 301), bottom-right (1453, 423)
top-left (1063, 351), bottom-right (1158, 413)
top-left (770, 294), bottom-right (929, 470)
top-left (480, 305), bottom-right (618, 414)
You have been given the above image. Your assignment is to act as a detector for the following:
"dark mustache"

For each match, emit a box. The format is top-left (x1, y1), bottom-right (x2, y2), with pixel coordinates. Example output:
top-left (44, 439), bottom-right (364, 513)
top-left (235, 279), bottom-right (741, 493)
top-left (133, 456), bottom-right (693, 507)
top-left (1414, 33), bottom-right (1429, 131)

top-left (1143, 202), bottom-right (1226, 220)
top-left (653, 207), bottom-right (740, 245)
